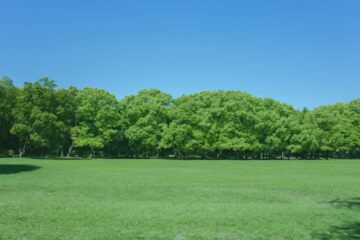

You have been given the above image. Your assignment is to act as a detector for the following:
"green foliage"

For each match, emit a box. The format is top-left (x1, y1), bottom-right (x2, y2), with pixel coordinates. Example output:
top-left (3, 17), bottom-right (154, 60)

top-left (1, 77), bottom-right (360, 158)
top-left (0, 76), bottom-right (18, 153)
top-left (10, 78), bottom-right (65, 156)
top-left (55, 86), bottom-right (78, 157)
top-left (71, 88), bottom-right (123, 157)
top-left (120, 89), bottom-right (172, 156)
top-left (311, 103), bottom-right (360, 158)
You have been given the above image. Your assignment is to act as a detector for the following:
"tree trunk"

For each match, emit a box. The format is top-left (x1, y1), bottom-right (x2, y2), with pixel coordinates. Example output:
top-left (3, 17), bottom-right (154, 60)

top-left (66, 143), bottom-right (74, 158)
top-left (19, 146), bottom-right (23, 158)
top-left (19, 145), bottom-right (22, 158)
top-left (176, 149), bottom-right (182, 159)
top-left (217, 149), bottom-right (222, 159)
top-left (89, 147), bottom-right (93, 158)
top-left (18, 140), bottom-right (27, 158)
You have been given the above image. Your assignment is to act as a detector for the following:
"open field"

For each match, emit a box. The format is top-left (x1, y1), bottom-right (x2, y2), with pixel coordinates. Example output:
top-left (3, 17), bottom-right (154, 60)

top-left (0, 158), bottom-right (359, 239)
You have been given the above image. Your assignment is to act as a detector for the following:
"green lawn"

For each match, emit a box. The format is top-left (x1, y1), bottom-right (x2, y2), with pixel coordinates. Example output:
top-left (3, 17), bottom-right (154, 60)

top-left (0, 158), bottom-right (359, 240)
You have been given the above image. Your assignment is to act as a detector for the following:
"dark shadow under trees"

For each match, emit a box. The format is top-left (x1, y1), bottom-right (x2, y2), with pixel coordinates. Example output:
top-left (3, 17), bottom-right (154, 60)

top-left (328, 198), bottom-right (360, 211)
top-left (0, 164), bottom-right (41, 174)
top-left (316, 222), bottom-right (360, 240)
top-left (314, 198), bottom-right (360, 239)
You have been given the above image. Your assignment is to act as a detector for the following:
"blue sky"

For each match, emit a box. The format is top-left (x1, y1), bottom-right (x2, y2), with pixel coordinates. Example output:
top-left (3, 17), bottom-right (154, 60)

top-left (1, 0), bottom-right (359, 109)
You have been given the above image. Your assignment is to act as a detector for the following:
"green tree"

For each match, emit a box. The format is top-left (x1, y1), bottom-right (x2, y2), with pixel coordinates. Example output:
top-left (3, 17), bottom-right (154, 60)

top-left (311, 102), bottom-right (360, 159)
top-left (288, 111), bottom-right (320, 159)
top-left (56, 87), bottom-right (78, 157)
top-left (160, 91), bottom-right (263, 159)
top-left (120, 89), bottom-right (172, 157)
top-left (3, 76), bottom-right (360, 160)
top-left (0, 76), bottom-right (18, 154)
top-left (11, 78), bottom-right (63, 157)
top-left (71, 88), bottom-right (122, 157)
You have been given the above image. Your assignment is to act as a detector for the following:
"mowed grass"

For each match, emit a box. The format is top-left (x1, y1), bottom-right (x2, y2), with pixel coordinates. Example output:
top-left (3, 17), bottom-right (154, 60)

top-left (0, 159), bottom-right (359, 240)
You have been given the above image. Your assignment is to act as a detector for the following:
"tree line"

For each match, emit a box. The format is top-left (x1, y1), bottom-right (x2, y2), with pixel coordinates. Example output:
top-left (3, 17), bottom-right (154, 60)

top-left (0, 76), bottom-right (359, 159)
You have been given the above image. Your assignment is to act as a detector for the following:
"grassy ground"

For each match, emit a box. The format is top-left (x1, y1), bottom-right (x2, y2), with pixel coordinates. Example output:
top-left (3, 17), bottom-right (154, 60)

top-left (0, 158), bottom-right (359, 240)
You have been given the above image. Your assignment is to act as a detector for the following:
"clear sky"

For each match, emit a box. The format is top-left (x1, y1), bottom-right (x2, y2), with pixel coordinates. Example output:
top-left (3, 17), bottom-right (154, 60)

top-left (1, 0), bottom-right (359, 109)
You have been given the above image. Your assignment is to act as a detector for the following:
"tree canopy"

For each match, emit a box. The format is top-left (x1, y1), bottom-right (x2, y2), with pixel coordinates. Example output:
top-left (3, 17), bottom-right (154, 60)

top-left (0, 77), bottom-right (359, 159)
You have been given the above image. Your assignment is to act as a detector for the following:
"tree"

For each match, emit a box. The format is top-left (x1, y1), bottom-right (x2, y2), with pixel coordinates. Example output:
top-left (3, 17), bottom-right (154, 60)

top-left (120, 89), bottom-right (172, 157)
top-left (160, 91), bottom-right (263, 159)
top-left (56, 87), bottom-right (78, 157)
top-left (0, 76), bottom-right (18, 153)
top-left (288, 111), bottom-right (320, 159)
top-left (71, 88), bottom-right (123, 157)
top-left (310, 102), bottom-right (360, 159)
top-left (11, 78), bottom-right (63, 157)
top-left (3, 76), bottom-right (360, 159)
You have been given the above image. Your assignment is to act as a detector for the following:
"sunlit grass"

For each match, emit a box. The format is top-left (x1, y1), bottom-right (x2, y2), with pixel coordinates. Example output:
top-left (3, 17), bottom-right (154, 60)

top-left (0, 158), bottom-right (359, 239)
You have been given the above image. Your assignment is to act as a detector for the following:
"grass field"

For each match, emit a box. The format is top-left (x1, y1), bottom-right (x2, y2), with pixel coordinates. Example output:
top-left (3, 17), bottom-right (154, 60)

top-left (0, 158), bottom-right (359, 239)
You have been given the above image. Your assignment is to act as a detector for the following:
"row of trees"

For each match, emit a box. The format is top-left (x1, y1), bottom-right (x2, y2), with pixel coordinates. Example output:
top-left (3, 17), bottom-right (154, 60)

top-left (0, 77), bottom-right (359, 159)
